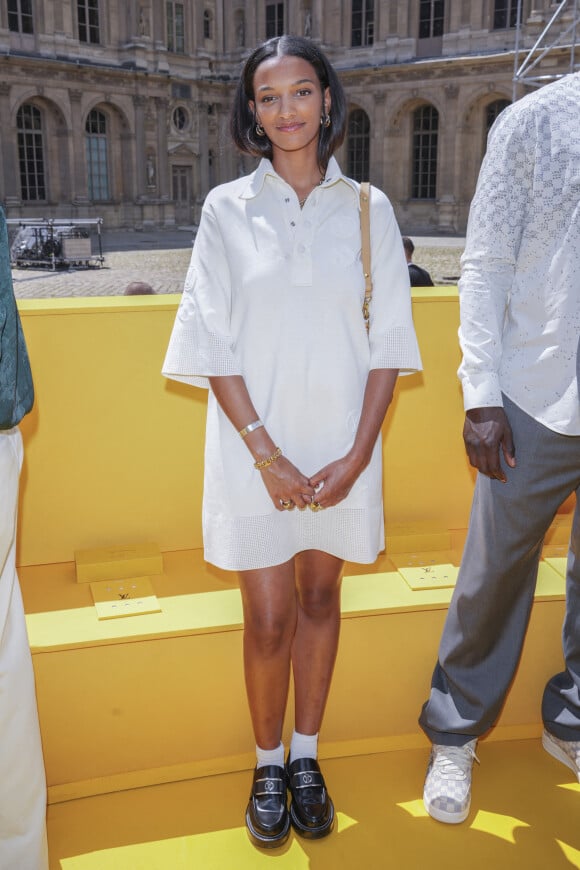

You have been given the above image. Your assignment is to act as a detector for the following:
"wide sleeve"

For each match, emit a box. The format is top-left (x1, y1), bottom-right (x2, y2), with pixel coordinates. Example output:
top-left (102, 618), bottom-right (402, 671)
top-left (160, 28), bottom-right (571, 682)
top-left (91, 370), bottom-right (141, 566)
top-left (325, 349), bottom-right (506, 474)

top-left (457, 106), bottom-right (534, 410)
top-left (162, 196), bottom-right (241, 389)
top-left (0, 207), bottom-right (34, 428)
top-left (367, 188), bottom-right (422, 375)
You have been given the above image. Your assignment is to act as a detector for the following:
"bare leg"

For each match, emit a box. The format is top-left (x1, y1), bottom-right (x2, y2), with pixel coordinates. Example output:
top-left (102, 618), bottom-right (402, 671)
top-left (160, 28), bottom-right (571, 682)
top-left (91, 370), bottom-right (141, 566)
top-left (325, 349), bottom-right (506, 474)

top-left (239, 560), bottom-right (297, 749)
top-left (292, 550), bottom-right (343, 735)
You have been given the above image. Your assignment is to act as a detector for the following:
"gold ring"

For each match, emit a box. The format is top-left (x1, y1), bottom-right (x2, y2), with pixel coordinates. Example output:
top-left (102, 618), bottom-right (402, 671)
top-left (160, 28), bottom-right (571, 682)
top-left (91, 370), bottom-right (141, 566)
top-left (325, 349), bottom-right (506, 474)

top-left (280, 499), bottom-right (295, 510)
top-left (310, 501), bottom-right (323, 512)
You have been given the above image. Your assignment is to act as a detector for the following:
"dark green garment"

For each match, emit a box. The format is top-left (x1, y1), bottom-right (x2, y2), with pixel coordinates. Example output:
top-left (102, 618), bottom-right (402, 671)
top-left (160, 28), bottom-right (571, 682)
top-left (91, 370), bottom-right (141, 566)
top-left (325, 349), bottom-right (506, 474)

top-left (0, 208), bottom-right (34, 428)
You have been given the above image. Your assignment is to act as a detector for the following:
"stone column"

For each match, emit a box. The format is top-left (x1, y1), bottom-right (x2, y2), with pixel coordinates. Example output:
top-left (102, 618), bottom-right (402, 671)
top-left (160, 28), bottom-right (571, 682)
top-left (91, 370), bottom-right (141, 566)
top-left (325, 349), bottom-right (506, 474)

top-left (70, 89), bottom-right (89, 203)
top-left (437, 83), bottom-right (459, 233)
top-left (54, 125), bottom-right (71, 208)
top-left (460, 0), bottom-right (472, 27)
top-left (245, 2), bottom-right (257, 46)
top-left (197, 101), bottom-right (209, 197)
top-left (372, 90), bottom-right (387, 191)
top-left (214, 1), bottom-right (224, 51)
top-left (133, 94), bottom-right (147, 198)
top-left (120, 0), bottom-right (133, 43)
top-left (120, 131), bottom-right (135, 203)
top-left (155, 97), bottom-right (169, 199)
top-left (323, 0), bottom-right (343, 45)
top-left (53, 0), bottom-right (64, 31)
top-left (0, 83), bottom-right (19, 205)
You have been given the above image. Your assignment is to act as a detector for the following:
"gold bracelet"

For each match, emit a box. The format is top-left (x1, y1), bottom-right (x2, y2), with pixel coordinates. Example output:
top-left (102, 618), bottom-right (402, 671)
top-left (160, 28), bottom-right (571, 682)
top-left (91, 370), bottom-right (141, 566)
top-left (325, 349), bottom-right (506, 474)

top-left (254, 447), bottom-right (282, 470)
top-left (239, 419), bottom-right (263, 439)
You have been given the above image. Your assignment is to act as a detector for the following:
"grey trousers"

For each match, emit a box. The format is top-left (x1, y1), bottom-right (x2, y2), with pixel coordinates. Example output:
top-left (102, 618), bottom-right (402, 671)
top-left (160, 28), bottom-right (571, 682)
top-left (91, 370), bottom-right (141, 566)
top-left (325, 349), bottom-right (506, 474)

top-left (419, 395), bottom-right (580, 746)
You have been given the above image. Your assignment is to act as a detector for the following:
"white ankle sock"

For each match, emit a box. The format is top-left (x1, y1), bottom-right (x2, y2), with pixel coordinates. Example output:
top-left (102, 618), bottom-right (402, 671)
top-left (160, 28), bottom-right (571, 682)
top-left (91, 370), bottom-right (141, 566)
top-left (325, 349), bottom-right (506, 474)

top-left (256, 741), bottom-right (285, 769)
top-left (289, 730), bottom-right (318, 763)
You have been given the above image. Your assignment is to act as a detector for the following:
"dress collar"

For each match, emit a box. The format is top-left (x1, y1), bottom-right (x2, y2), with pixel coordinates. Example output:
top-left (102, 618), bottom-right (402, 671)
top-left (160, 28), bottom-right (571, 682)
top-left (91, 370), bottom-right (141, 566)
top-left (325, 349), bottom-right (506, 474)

top-left (239, 156), bottom-right (361, 206)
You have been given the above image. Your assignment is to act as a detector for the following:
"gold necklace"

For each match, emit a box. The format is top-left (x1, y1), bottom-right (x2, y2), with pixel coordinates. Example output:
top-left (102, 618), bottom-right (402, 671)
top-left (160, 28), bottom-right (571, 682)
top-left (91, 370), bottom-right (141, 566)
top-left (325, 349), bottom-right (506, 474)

top-left (297, 175), bottom-right (325, 209)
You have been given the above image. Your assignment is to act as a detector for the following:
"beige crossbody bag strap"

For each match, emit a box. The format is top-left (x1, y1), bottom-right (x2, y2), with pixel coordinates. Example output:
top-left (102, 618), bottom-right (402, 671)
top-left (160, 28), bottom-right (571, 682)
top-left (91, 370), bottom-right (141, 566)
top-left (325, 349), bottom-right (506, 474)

top-left (360, 182), bottom-right (372, 332)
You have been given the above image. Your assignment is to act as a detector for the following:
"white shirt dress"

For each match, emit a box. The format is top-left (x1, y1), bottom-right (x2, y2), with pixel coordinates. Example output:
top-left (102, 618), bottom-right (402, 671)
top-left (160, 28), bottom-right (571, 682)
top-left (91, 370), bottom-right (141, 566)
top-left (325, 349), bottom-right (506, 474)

top-left (163, 157), bottom-right (422, 571)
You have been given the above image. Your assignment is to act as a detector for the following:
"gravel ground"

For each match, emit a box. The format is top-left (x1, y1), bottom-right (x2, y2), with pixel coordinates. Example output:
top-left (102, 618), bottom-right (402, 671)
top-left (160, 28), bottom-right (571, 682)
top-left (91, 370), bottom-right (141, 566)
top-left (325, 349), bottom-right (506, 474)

top-left (12, 241), bottom-right (464, 299)
top-left (12, 248), bottom-right (193, 299)
top-left (412, 244), bottom-right (463, 285)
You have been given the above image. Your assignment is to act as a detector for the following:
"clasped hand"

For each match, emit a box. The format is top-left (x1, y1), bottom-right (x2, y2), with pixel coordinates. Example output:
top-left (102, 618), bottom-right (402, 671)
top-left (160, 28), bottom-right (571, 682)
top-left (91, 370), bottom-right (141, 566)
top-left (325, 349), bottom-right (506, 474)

top-left (261, 453), bottom-right (363, 511)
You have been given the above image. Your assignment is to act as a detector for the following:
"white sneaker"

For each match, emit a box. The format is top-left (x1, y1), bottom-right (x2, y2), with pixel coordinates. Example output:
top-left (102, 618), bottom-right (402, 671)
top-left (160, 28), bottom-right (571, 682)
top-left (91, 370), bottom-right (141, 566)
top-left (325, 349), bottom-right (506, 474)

top-left (423, 739), bottom-right (479, 824)
top-left (542, 729), bottom-right (580, 781)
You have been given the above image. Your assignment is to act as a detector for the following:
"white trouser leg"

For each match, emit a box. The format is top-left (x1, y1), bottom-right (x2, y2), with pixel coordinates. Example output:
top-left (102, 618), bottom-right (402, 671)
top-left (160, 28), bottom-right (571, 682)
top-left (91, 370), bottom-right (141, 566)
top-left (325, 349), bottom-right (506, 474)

top-left (0, 428), bottom-right (48, 870)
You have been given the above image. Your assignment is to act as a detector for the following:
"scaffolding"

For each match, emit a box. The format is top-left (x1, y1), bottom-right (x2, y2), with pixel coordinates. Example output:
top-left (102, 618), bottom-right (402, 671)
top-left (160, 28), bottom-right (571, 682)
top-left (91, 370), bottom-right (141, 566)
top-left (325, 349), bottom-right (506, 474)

top-left (513, 0), bottom-right (580, 98)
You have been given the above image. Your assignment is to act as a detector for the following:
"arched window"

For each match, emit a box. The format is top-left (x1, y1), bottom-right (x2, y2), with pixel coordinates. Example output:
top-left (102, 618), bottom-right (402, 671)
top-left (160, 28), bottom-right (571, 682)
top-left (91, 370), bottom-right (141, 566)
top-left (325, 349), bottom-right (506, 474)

top-left (412, 105), bottom-right (438, 199)
top-left (483, 99), bottom-right (511, 155)
top-left (17, 103), bottom-right (46, 201)
top-left (351, 0), bottom-right (374, 47)
top-left (86, 109), bottom-right (110, 201)
top-left (486, 99), bottom-right (510, 134)
top-left (347, 109), bottom-right (370, 182)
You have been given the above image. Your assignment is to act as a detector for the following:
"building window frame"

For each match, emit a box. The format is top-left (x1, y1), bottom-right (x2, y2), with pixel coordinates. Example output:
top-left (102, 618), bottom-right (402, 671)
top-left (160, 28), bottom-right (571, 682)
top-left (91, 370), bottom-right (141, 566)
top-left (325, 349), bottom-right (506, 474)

top-left (203, 8), bottom-right (213, 40)
top-left (347, 108), bottom-right (370, 182)
top-left (493, 0), bottom-right (519, 30)
top-left (166, 1), bottom-right (185, 53)
top-left (351, 0), bottom-right (374, 48)
top-left (172, 106), bottom-right (190, 132)
top-left (77, 0), bottom-right (100, 44)
top-left (411, 104), bottom-right (439, 200)
top-left (85, 108), bottom-right (110, 202)
top-left (17, 103), bottom-right (46, 202)
top-left (485, 98), bottom-right (510, 135)
top-left (418, 0), bottom-right (444, 39)
top-left (265, 2), bottom-right (284, 39)
top-left (7, 0), bottom-right (33, 34)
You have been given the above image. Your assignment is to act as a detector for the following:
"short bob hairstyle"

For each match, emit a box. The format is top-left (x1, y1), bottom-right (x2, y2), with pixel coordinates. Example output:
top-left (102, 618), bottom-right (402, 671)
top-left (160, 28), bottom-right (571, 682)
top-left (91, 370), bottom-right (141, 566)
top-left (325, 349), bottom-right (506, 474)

top-left (231, 35), bottom-right (347, 170)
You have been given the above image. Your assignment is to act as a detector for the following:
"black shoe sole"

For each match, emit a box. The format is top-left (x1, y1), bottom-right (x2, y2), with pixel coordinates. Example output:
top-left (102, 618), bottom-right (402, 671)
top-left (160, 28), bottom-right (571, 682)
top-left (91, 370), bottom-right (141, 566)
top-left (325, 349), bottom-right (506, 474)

top-left (289, 797), bottom-right (335, 839)
top-left (245, 805), bottom-right (291, 849)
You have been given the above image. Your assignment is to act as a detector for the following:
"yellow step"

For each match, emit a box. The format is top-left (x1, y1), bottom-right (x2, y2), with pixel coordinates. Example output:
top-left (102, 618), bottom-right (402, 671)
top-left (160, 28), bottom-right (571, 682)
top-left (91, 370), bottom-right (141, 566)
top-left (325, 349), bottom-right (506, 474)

top-left (20, 544), bottom-right (568, 806)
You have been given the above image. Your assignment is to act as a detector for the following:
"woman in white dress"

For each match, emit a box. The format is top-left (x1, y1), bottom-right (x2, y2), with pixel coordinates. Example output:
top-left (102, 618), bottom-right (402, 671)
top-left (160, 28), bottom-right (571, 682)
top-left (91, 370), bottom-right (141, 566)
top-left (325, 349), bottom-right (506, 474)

top-left (163, 35), bottom-right (421, 847)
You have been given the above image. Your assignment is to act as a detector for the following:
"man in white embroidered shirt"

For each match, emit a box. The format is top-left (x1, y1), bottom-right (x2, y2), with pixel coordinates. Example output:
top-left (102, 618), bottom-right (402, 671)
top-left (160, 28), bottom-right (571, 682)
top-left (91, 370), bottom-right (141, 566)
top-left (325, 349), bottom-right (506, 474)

top-left (418, 72), bottom-right (580, 824)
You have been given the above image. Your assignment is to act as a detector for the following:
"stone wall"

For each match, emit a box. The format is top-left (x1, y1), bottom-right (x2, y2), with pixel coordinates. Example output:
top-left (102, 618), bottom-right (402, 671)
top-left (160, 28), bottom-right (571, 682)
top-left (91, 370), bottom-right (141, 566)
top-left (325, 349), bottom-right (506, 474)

top-left (0, 0), bottom-right (573, 231)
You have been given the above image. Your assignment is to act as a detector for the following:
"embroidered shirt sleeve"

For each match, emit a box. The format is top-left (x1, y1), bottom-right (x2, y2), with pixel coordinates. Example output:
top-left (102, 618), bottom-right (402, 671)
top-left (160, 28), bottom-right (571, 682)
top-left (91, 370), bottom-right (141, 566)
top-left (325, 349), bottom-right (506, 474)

top-left (457, 105), bottom-right (534, 410)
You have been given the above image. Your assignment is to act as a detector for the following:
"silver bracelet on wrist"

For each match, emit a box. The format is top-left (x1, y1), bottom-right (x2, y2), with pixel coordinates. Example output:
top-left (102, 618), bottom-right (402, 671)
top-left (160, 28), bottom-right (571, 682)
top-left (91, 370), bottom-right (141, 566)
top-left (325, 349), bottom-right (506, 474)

top-left (238, 419), bottom-right (264, 439)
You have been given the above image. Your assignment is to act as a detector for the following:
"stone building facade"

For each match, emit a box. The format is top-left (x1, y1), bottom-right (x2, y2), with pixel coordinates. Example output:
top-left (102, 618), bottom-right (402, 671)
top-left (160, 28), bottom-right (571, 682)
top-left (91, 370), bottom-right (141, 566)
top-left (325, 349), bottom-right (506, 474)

top-left (0, 0), bottom-right (575, 232)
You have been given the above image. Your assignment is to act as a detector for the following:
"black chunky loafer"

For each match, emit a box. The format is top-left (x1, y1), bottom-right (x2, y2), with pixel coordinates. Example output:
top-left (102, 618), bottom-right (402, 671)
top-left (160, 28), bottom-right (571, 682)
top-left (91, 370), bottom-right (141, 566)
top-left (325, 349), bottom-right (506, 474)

top-left (245, 764), bottom-right (290, 848)
top-left (286, 756), bottom-right (335, 839)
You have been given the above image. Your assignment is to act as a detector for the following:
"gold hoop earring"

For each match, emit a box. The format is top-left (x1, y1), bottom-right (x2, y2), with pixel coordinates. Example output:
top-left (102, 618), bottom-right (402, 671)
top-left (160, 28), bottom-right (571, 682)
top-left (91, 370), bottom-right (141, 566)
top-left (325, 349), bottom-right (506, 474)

top-left (324, 113), bottom-right (331, 128)
top-left (255, 122), bottom-right (265, 137)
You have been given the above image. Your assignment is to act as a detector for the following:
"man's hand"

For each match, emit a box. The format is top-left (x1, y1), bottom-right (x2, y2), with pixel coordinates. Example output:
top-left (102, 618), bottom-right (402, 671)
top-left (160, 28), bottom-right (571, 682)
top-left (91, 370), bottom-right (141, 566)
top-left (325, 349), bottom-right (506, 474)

top-left (463, 406), bottom-right (516, 482)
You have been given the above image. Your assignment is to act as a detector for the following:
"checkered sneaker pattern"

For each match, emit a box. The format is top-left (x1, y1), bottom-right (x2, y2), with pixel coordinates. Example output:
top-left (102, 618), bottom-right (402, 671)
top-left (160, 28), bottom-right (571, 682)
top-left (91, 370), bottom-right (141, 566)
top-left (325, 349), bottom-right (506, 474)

top-left (542, 730), bottom-right (580, 782)
top-left (423, 739), bottom-right (479, 824)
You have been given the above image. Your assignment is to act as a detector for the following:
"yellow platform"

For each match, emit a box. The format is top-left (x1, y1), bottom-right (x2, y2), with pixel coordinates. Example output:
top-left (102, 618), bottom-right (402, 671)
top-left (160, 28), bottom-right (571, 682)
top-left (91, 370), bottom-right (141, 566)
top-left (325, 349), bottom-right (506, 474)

top-left (47, 740), bottom-right (580, 870)
top-left (12, 293), bottom-right (576, 867)
top-left (19, 543), bottom-right (569, 806)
